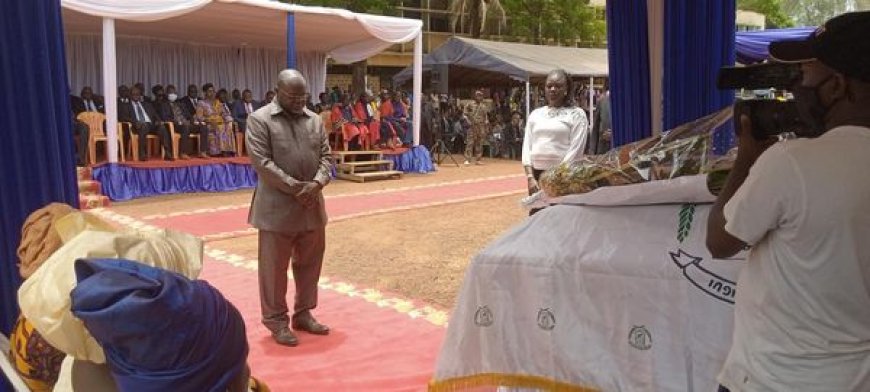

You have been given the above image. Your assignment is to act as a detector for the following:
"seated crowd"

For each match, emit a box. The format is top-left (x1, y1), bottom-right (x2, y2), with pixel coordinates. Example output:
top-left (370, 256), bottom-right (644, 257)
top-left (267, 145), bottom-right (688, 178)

top-left (313, 87), bottom-right (413, 151)
top-left (70, 82), bottom-right (275, 164)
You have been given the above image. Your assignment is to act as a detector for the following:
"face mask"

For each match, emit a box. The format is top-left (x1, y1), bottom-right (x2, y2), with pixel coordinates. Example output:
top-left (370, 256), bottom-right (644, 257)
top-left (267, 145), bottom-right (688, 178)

top-left (168, 93), bottom-right (178, 102)
top-left (792, 74), bottom-right (835, 136)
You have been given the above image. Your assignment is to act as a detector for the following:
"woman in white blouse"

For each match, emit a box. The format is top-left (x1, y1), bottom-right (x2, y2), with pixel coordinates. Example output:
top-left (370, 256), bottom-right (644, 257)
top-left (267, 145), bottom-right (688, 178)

top-left (521, 69), bottom-right (589, 214)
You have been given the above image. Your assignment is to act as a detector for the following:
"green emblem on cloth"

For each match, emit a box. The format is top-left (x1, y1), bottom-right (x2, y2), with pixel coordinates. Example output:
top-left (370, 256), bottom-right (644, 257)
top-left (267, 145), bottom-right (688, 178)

top-left (677, 204), bottom-right (696, 243)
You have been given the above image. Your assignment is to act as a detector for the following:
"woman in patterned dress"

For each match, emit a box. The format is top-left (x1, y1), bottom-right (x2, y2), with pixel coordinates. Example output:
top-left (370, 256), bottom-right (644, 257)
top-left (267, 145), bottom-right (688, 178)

top-left (196, 83), bottom-right (236, 156)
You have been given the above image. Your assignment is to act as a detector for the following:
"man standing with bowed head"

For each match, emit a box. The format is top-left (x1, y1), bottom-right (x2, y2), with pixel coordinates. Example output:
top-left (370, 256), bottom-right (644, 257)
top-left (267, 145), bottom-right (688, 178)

top-left (246, 69), bottom-right (333, 347)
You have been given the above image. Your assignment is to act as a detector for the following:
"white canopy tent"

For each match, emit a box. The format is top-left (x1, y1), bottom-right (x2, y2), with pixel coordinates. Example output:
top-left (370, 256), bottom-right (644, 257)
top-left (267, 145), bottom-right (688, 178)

top-left (61, 0), bottom-right (424, 162)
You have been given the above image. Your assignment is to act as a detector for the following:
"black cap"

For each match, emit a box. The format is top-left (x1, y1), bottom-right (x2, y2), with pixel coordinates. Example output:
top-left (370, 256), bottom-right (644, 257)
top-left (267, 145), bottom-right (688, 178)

top-left (769, 11), bottom-right (870, 82)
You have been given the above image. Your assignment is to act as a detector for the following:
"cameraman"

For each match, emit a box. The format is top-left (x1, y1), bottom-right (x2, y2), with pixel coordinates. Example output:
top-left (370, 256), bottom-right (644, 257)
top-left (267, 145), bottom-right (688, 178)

top-left (706, 12), bottom-right (870, 392)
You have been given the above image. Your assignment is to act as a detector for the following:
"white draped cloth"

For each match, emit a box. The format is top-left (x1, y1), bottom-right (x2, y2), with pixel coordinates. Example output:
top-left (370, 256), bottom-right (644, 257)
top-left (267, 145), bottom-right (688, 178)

top-left (66, 34), bottom-right (289, 99)
top-left (433, 180), bottom-right (746, 391)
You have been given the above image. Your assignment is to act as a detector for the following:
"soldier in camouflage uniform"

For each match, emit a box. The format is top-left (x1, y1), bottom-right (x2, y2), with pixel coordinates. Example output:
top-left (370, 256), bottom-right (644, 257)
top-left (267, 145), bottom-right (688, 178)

top-left (464, 89), bottom-right (489, 165)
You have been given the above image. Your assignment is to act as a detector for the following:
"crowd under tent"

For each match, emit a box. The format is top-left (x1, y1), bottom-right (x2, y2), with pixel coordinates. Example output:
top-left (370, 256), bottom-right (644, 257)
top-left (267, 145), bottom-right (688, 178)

top-left (60, 0), bottom-right (425, 162)
top-left (392, 36), bottom-right (609, 117)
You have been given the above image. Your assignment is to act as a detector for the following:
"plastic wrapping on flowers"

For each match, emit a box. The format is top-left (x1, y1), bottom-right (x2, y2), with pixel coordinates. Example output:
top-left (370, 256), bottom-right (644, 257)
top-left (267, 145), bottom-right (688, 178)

top-left (538, 107), bottom-right (736, 200)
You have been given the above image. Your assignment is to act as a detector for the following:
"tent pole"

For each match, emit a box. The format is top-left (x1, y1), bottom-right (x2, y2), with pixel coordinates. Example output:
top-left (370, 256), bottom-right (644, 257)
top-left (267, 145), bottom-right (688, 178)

top-left (525, 80), bottom-right (530, 119)
top-left (412, 30), bottom-right (422, 147)
top-left (588, 76), bottom-right (595, 130)
top-left (103, 17), bottom-right (118, 163)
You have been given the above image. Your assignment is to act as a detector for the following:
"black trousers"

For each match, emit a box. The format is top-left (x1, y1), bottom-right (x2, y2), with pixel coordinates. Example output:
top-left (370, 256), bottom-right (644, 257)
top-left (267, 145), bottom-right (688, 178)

top-left (73, 120), bottom-right (89, 165)
top-left (131, 121), bottom-right (171, 159)
top-left (529, 169), bottom-right (545, 216)
top-left (176, 123), bottom-right (209, 154)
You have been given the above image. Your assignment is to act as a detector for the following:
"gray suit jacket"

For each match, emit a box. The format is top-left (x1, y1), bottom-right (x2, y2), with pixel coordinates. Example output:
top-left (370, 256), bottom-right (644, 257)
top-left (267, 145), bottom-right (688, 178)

top-left (246, 104), bottom-right (332, 234)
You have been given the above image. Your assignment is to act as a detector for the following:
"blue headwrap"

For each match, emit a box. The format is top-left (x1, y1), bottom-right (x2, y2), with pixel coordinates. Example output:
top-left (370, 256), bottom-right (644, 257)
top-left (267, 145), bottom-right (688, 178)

top-left (70, 259), bottom-right (248, 392)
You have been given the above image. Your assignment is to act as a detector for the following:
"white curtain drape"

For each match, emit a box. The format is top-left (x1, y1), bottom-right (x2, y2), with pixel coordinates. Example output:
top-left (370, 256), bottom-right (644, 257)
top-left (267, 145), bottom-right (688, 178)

top-left (61, 0), bottom-right (211, 22)
top-left (329, 14), bottom-right (422, 63)
top-left (297, 52), bottom-right (327, 99)
top-left (66, 34), bottom-right (284, 99)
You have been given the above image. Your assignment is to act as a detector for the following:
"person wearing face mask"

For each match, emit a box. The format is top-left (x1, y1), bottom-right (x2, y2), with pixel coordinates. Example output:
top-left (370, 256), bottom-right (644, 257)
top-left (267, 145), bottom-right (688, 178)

top-left (706, 12), bottom-right (870, 392)
top-left (153, 85), bottom-right (205, 160)
top-left (245, 69), bottom-right (332, 347)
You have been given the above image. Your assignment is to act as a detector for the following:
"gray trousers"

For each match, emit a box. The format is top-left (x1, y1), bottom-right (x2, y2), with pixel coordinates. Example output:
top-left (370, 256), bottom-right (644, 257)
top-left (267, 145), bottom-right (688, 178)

top-left (258, 228), bottom-right (326, 332)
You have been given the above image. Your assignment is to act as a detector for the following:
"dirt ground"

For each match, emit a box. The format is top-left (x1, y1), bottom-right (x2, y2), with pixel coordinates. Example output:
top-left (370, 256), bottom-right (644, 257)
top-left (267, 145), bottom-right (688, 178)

top-left (111, 155), bottom-right (529, 309)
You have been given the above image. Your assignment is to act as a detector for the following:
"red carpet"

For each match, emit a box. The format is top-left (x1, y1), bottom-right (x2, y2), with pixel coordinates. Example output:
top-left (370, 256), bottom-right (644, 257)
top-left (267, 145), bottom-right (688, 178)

top-left (148, 175), bottom-right (526, 238)
top-left (200, 258), bottom-right (444, 391)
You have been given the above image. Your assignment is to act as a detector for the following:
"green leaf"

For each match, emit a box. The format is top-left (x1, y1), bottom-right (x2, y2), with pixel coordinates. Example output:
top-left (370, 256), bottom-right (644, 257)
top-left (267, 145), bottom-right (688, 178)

top-left (677, 204), bottom-right (695, 243)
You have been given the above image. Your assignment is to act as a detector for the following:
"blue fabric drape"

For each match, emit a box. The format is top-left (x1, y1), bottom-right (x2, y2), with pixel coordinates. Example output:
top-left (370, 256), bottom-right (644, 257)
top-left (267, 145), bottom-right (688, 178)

top-left (286, 13), bottom-right (297, 68)
top-left (735, 27), bottom-right (815, 64)
top-left (0, 0), bottom-right (79, 337)
top-left (93, 163), bottom-right (258, 201)
top-left (606, 0), bottom-right (652, 147)
top-left (388, 146), bottom-right (436, 174)
top-left (663, 0), bottom-right (737, 154)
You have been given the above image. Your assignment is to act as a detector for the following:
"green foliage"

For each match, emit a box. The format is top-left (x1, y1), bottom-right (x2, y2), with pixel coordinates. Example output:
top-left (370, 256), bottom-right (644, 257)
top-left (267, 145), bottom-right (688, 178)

top-left (782, 0), bottom-right (851, 26)
top-left (283, 0), bottom-right (397, 14)
top-left (501, 0), bottom-right (605, 46)
top-left (677, 204), bottom-right (696, 243)
top-left (737, 0), bottom-right (795, 28)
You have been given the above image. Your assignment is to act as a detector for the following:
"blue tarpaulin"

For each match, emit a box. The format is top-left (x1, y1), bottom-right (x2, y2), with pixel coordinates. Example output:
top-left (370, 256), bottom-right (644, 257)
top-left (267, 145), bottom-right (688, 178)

top-left (735, 27), bottom-right (815, 64)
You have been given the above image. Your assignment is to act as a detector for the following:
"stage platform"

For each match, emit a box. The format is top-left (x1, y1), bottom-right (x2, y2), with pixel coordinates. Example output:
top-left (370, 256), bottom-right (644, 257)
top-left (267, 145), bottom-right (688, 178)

top-left (92, 146), bottom-right (434, 201)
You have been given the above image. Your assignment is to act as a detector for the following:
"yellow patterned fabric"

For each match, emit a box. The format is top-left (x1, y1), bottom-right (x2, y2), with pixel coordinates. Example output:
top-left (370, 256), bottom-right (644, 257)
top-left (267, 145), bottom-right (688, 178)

top-left (17, 203), bottom-right (75, 279)
top-left (9, 315), bottom-right (65, 392)
top-left (250, 376), bottom-right (271, 392)
top-left (18, 228), bottom-right (203, 363)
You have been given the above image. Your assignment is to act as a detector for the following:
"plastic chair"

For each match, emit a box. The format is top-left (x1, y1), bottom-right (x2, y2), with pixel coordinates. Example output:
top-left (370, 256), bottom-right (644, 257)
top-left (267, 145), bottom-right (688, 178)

top-left (76, 112), bottom-right (125, 164)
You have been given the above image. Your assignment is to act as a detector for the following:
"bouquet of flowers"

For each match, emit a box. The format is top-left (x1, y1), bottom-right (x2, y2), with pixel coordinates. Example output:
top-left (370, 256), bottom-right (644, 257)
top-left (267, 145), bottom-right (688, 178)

top-left (538, 107), bottom-right (734, 198)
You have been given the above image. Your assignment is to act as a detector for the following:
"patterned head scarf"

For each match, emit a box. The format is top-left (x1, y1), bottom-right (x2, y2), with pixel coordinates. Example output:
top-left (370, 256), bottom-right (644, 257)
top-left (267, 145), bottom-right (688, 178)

top-left (17, 203), bottom-right (75, 279)
top-left (70, 259), bottom-right (248, 392)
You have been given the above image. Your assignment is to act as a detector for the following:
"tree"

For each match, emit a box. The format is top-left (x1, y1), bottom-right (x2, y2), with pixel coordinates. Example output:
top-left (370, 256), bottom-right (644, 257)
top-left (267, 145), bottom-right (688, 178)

top-left (737, 0), bottom-right (795, 28)
top-left (502, 0), bottom-right (605, 46)
top-left (448, 0), bottom-right (508, 38)
top-left (283, 0), bottom-right (398, 94)
top-left (782, 0), bottom-right (851, 26)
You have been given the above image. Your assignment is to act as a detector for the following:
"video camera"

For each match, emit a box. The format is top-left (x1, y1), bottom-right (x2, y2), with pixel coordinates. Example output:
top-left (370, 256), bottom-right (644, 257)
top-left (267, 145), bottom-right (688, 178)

top-left (717, 62), bottom-right (819, 139)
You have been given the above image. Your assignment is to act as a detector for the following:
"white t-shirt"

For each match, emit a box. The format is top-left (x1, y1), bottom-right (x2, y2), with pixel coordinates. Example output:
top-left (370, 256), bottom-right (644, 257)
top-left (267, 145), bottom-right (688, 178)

top-left (521, 106), bottom-right (588, 170)
top-left (719, 126), bottom-right (870, 391)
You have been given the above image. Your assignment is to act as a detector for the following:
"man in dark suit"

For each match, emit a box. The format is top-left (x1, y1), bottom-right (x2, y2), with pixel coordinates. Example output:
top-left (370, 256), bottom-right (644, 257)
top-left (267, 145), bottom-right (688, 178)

top-left (257, 90), bottom-right (275, 110)
top-left (231, 89), bottom-right (256, 133)
top-left (119, 86), bottom-right (173, 161)
top-left (180, 84), bottom-right (199, 118)
top-left (165, 84), bottom-right (209, 159)
top-left (71, 86), bottom-right (104, 115)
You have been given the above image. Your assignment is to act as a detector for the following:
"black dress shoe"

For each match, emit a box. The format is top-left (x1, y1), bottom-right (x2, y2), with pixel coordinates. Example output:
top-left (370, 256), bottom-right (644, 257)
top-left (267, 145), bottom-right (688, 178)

top-left (164, 156), bottom-right (175, 161)
top-left (292, 316), bottom-right (330, 335)
top-left (271, 327), bottom-right (299, 346)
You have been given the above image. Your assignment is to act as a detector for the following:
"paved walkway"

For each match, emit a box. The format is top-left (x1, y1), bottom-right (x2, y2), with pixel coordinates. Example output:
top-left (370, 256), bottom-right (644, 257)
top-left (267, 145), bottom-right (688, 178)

top-left (90, 174), bottom-right (528, 391)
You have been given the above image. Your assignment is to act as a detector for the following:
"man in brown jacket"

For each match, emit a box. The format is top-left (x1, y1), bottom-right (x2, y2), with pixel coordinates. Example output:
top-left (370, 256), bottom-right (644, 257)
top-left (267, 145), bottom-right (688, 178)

top-left (246, 69), bottom-right (333, 347)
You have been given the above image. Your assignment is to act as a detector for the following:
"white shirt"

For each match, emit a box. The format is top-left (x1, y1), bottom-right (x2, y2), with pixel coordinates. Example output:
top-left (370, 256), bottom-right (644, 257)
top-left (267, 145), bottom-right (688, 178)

top-left (521, 106), bottom-right (588, 170)
top-left (720, 126), bottom-right (870, 391)
top-left (133, 101), bottom-right (151, 123)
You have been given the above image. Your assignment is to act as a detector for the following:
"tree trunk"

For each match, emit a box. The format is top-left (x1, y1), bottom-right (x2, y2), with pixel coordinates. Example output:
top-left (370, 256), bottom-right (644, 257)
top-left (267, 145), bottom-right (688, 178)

top-left (470, 0), bottom-right (482, 38)
top-left (351, 60), bottom-right (367, 96)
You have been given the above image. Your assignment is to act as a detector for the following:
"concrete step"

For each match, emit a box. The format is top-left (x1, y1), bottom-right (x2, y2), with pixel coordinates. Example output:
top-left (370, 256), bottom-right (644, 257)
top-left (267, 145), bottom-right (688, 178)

top-left (78, 180), bottom-right (102, 196)
top-left (79, 194), bottom-right (110, 210)
top-left (76, 166), bottom-right (93, 181)
top-left (336, 170), bottom-right (403, 183)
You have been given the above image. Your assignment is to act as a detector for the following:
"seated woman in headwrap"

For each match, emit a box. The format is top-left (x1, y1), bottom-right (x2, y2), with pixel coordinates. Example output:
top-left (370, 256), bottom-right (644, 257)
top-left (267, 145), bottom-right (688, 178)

top-left (69, 258), bottom-right (268, 392)
top-left (331, 93), bottom-right (364, 150)
top-left (11, 203), bottom-right (77, 392)
top-left (353, 91), bottom-right (381, 150)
